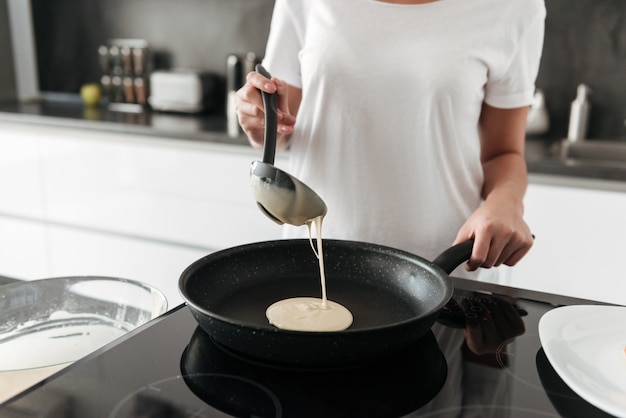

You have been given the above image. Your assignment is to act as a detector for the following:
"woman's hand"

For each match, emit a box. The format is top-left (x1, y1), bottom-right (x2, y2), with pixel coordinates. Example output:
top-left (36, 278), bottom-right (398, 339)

top-left (454, 195), bottom-right (534, 271)
top-left (235, 71), bottom-right (299, 150)
top-left (455, 103), bottom-right (534, 271)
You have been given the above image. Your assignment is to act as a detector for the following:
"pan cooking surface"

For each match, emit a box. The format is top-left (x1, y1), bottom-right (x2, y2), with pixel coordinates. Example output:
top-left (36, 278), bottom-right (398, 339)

top-left (210, 277), bottom-right (425, 330)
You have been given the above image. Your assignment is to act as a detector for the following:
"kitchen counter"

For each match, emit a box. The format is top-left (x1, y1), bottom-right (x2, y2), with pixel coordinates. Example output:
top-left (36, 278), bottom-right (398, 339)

top-left (526, 137), bottom-right (626, 183)
top-left (1, 99), bottom-right (626, 184)
top-left (0, 99), bottom-right (249, 147)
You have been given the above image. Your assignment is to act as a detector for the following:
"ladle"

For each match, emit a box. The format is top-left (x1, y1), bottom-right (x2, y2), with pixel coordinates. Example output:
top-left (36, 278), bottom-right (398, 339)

top-left (250, 64), bottom-right (327, 226)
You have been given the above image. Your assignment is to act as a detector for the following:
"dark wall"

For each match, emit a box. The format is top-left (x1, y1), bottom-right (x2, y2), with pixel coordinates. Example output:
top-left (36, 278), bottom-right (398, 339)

top-left (31, 0), bottom-right (273, 91)
top-left (0, 1), bottom-right (17, 101)
top-left (31, 0), bottom-right (626, 139)
top-left (538, 0), bottom-right (626, 139)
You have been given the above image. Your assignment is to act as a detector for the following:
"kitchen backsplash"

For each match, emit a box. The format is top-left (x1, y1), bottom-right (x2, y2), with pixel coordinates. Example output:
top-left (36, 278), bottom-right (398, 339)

top-left (29, 0), bottom-right (626, 139)
top-left (538, 0), bottom-right (626, 140)
top-left (0, 2), bottom-right (16, 102)
top-left (30, 0), bottom-right (274, 95)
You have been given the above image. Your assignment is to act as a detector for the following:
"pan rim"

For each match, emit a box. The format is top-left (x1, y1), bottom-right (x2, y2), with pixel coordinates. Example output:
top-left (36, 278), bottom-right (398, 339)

top-left (179, 238), bottom-right (453, 335)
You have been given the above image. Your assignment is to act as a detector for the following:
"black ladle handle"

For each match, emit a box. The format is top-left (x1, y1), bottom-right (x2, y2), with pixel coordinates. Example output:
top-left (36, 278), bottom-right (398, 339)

top-left (256, 64), bottom-right (277, 165)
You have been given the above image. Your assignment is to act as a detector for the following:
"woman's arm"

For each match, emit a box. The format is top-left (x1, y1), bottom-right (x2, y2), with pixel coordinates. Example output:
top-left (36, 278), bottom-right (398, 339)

top-left (454, 103), bottom-right (534, 271)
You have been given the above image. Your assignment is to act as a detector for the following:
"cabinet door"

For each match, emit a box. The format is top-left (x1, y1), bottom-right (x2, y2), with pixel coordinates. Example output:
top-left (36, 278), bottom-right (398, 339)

top-left (0, 216), bottom-right (48, 278)
top-left (511, 181), bottom-right (626, 305)
top-left (46, 224), bottom-right (208, 307)
top-left (39, 130), bottom-right (284, 250)
top-left (0, 125), bottom-right (43, 218)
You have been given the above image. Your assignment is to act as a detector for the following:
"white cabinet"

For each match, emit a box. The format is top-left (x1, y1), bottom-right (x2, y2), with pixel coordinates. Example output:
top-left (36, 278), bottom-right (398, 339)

top-left (2, 119), bottom-right (625, 306)
top-left (0, 128), bottom-right (43, 218)
top-left (38, 128), bottom-right (282, 249)
top-left (45, 225), bottom-right (208, 307)
top-left (0, 216), bottom-right (48, 278)
top-left (0, 121), bottom-right (285, 306)
top-left (508, 174), bottom-right (626, 305)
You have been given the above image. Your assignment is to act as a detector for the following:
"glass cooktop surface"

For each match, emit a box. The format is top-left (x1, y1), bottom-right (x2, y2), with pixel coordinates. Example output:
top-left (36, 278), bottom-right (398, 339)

top-left (0, 279), bottom-right (615, 417)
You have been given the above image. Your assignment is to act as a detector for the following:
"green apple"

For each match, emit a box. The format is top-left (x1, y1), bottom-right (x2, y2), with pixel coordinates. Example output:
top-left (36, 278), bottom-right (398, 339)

top-left (80, 83), bottom-right (102, 107)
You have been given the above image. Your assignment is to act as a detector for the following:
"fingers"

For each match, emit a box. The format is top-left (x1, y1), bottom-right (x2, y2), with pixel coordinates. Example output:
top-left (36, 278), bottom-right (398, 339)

top-left (234, 72), bottom-right (296, 146)
top-left (235, 83), bottom-right (265, 146)
top-left (464, 230), bottom-right (533, 271)
top-left (245, 70), bottom-right (278, 94)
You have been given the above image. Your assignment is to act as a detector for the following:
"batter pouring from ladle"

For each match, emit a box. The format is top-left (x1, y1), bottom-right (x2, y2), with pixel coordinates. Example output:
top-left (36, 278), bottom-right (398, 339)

top-left (266, 215), bottom-right (353, 332)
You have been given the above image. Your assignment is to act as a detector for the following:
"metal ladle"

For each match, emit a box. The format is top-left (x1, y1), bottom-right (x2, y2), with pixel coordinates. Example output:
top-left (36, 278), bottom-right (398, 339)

top-left (250, 64), bottom-right (327, 226)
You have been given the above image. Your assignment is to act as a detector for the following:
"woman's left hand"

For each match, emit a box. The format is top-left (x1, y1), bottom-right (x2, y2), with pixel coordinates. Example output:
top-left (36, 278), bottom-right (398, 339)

top-left (454, 197), bottom-right (534, 271)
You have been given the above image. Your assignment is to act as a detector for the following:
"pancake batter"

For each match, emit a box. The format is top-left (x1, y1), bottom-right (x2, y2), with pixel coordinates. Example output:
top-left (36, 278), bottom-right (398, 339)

top-left (266, 216), bottom-right (353, 332)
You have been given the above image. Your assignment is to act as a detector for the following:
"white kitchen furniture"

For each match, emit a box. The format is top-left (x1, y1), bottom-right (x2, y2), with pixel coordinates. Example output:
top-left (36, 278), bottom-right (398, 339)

top-left (507, 174), bottom-right (626, 305)
top-left (0, 120), bottom-right (625, 306)
top-left (0, 121), bottom-right (285, 306)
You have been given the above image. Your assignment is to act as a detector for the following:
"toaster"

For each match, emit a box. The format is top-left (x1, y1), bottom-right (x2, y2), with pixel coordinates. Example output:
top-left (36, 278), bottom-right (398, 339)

top-left (149, 69), bottom-right (220, 113)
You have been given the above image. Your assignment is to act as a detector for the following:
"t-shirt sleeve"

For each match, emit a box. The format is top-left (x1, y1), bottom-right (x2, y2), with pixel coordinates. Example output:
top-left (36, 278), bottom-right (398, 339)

top-left (261, 0), bottom-right (304, 89)
top-left (484, 5), bottom-right (546, 109)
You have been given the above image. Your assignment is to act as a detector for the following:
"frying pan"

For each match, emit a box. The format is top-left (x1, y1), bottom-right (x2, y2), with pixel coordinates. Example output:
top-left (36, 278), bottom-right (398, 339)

top-left (179, 238), bottom-right (473, 366)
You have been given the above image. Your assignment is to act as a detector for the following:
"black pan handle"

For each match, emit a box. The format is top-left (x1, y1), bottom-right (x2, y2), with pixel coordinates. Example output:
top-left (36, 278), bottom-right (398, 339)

top-left (432, 239), bottom-right (474, 275)
top-left (433, 234), bottom-right (535, 274)
top-left (256, 64), bottom-right (277, 165)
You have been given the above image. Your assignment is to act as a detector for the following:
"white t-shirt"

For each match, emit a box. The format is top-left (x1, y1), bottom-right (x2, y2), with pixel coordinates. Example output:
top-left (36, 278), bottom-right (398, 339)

top-left (262, 0), bottom-right (545, 282)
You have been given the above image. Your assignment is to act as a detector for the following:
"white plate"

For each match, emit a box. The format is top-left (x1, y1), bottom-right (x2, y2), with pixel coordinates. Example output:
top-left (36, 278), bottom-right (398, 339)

top-left (538, 305), bottom-right (626, 417)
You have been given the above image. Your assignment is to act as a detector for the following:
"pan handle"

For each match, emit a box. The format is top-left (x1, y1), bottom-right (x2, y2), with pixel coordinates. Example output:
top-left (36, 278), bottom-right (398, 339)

top-left (256, 64), bottom-right (277, 165)
top-left (432, 235), bottom-right (535, 274)
top-left (432, 239), bottom-right (474, 274)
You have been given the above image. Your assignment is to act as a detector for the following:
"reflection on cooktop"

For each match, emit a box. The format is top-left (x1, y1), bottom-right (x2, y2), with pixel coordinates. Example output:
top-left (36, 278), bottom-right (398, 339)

top-left (180, 327), bottom-right (447, 417)
top-left (107, 326), bottom-right (446, 418)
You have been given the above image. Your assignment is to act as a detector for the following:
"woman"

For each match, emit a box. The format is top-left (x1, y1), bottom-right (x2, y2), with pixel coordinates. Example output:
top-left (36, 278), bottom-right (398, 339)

top-left (236, 0), bottom-right (544, 282)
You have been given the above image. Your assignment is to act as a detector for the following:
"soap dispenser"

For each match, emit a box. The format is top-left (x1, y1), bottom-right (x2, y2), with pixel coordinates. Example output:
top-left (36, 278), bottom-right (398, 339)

top-left (567, 83), bottom-right (591, 142)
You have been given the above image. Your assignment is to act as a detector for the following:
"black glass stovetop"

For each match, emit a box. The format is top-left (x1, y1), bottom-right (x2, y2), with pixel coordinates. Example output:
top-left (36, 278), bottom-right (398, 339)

top-left (0, 277), bottom-right (616, 417)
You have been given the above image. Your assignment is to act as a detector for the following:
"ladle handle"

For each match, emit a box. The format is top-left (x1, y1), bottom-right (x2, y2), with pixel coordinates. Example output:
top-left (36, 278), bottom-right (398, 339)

top-left (256, 64), bottom-right (277, 165)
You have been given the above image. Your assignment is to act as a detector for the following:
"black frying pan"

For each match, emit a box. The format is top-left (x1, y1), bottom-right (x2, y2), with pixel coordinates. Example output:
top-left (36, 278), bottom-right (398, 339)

top-left (179, 238), bottom-right (473, 366)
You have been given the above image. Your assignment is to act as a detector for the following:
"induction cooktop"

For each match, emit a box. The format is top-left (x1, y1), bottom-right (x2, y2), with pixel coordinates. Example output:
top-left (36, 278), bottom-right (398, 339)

top-left (0, 278), bottom-right (615, 417)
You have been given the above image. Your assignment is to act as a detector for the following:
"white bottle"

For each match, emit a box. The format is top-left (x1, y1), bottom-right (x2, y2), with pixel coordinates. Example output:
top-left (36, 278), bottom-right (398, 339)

top-left (226, 54), bottom-right (243, 139)
top-left (567, 84), bottom-right (591, 142)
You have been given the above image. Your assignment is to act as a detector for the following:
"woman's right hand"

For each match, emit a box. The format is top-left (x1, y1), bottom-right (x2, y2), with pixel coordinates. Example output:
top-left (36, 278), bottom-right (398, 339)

top-left (235, 71), bottom-right (298, 150)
